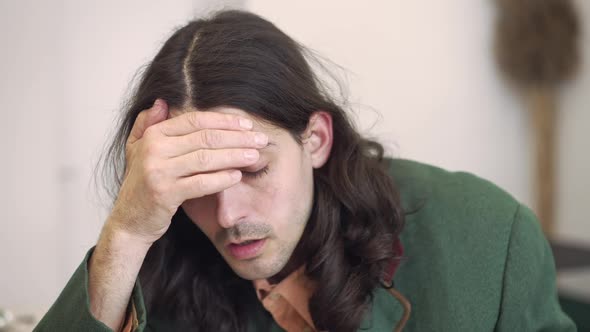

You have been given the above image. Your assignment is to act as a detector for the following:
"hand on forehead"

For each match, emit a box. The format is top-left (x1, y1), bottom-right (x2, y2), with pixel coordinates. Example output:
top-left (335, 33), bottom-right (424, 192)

top-left (167, 105), bottom-right (282, 143)
top-left (170, 106), bottom-right (261, 125)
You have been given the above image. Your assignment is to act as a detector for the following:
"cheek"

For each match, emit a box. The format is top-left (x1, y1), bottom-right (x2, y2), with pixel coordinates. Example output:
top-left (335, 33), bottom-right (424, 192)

top-left (181, 197), bottom-right (218, 237)
top-left (262, 161), bottom-right (313, 226)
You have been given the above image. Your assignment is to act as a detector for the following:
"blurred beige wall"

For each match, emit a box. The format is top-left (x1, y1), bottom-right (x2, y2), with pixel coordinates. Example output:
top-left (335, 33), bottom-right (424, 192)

top-left (247, 0), bottom-right (590, 243)
top-left (0, 0), bottom-right (243, 312)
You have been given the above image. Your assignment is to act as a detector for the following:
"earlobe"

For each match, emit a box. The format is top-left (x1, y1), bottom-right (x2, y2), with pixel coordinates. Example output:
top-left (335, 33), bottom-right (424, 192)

top-left (305, 111), bottom-right (333, 169)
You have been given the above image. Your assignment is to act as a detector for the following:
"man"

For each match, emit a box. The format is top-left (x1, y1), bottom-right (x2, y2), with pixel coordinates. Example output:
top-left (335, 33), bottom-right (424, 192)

top-left (35, 10), bottom-right (575, 332)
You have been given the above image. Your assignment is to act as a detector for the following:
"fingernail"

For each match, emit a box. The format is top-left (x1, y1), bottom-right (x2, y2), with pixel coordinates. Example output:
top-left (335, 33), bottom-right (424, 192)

top-left (239, 118), bottom-right (253, 129)
top-left (230, 170), bottom-right (242, 181)
top-left (244, 150), bottom-right (259, 161)
top-left (254, 133), bottom-right (268, 146)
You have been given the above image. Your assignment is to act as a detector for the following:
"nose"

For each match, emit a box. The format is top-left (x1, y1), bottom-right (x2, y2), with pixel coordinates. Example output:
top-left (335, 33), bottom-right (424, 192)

top-left (215, 184), bottom-right (248, 229)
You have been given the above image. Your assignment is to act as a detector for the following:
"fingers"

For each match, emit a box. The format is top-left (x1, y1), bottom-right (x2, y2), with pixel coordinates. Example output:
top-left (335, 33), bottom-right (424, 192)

top-left (156, 110), bottom-right (254, 137)
top-left (169, 148), bottom-right (260, 177)
top-left (128, 99), bottom-right (169, 145)
top-left (177, 170), bottom-right (243, 200)
top-left (165, 129), bottom-right (268, 157)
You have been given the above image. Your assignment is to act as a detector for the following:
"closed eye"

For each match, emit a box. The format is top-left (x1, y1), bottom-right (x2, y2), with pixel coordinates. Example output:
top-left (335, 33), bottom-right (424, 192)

top-left (242, 165), bottom-right (269, 179)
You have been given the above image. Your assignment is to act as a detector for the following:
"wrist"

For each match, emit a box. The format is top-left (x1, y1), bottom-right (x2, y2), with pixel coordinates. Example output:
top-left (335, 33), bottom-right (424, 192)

top-left (103, 214), bottom-right (156, 250)
top-left (89, 218), bottom-right (149, 331)
top-left (97, 220), bottom-right (153, 260)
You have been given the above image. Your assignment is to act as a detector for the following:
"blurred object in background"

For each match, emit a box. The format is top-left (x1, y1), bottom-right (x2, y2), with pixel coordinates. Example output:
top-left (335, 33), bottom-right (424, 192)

top-left (551, 240), bottom-right (590, 330)
top-left (494, 0), bottom-right (580, 236)
top-left (0, 308), bottom-right (38, 332)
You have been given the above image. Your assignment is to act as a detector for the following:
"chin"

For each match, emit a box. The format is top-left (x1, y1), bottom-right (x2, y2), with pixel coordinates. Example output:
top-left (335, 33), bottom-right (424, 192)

top-left (227, 256), bottom-right (287, 281)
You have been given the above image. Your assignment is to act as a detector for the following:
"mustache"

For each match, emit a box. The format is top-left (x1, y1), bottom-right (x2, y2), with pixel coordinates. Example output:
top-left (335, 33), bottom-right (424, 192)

top-left (215, 222), bottom-right (272, 243)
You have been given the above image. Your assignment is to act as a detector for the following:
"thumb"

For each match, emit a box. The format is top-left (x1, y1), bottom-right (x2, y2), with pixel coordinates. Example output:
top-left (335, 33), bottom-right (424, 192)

top-left (127, 99), bottom-right (168, 145)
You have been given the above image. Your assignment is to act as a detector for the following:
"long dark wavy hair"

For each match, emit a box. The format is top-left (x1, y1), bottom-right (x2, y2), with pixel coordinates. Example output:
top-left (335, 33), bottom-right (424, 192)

top-left (100, 9), bottom-right (405, 332)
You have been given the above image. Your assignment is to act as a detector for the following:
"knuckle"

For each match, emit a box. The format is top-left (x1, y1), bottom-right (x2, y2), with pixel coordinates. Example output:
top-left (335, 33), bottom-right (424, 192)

top-left (195, 150), bottom-right (211, 168)
top-left (202, 130), bottom-right (221, 148)
top-left (187, 112), bottom-right (202, 129)
top-left (192, 175), bottom-right (208, 191)
top-left (144, 140), bottom-right (163, 156)
top-left (188, 132), bottom-right (201, 147)
top-left (143, 161), bottom-right (165, 187)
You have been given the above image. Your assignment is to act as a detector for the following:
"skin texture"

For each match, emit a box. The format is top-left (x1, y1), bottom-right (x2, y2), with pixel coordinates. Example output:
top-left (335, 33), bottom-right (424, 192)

top-left (177, 107), bottom-right (333, 280)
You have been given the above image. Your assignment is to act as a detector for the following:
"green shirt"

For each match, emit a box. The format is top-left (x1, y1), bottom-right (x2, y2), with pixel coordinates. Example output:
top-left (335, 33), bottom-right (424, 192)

top-left (34, 158), bottom-right (576, 331)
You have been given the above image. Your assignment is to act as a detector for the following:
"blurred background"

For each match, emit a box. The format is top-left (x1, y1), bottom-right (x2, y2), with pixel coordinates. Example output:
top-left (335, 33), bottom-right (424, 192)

top-left (0, 0), bottom-right (588, 330)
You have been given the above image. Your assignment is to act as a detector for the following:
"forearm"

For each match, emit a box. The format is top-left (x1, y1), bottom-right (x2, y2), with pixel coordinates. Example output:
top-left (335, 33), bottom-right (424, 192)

top-left (88, 221), bottom-right (151, 331)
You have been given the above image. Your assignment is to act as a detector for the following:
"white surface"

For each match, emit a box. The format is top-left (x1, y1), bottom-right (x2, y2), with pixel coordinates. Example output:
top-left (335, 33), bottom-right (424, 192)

top-left (0, 0), bottom-right (62, 313)
top-left (0, 0), bottom-right (243, 312)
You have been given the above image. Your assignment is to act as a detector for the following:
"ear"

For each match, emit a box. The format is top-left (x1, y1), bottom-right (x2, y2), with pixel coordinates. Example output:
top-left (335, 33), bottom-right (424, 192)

top-left (303, 111), bottom-right (333, 168)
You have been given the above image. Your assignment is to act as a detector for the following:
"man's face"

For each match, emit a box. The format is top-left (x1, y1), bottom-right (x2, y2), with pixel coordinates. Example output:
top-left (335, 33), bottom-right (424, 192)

top-left (178, 107), bottom-right (315, 280)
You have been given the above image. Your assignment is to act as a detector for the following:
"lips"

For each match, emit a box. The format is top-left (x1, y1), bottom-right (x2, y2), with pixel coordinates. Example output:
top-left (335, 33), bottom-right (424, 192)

top-left (227, 238), bottom-right (267, 260)
top-left (230, 238), bottom-right (263, 245)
